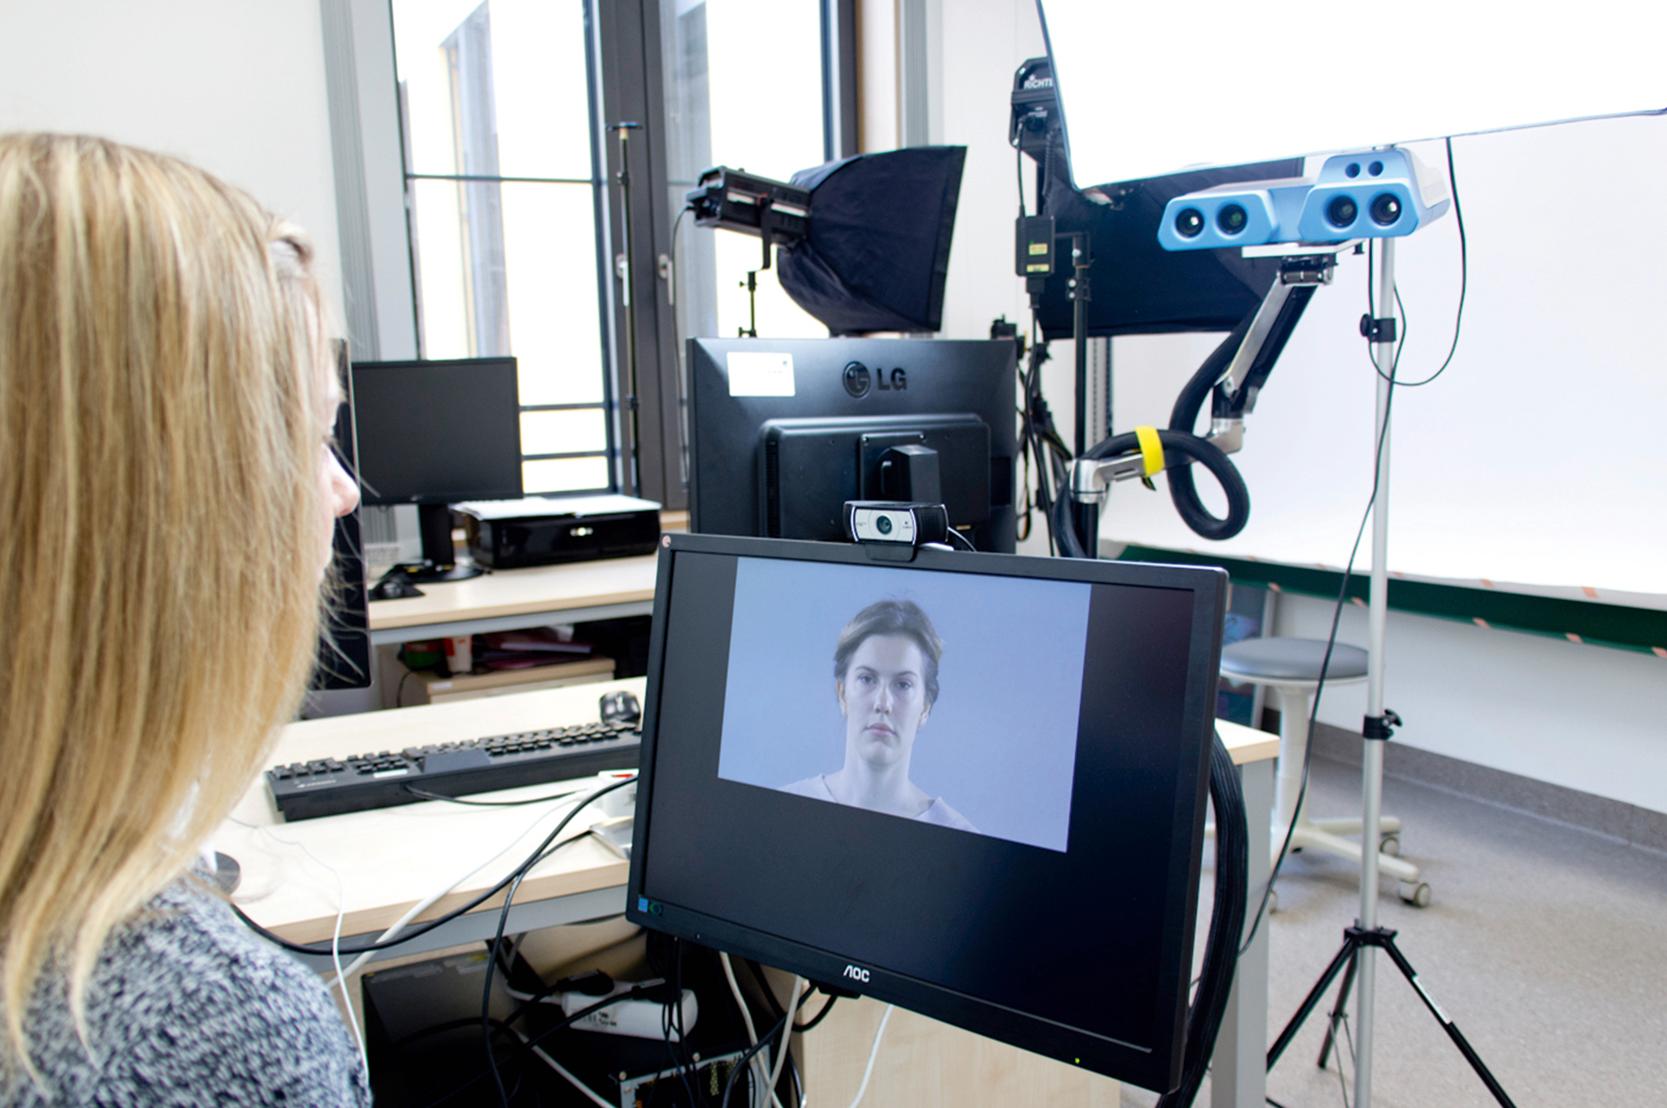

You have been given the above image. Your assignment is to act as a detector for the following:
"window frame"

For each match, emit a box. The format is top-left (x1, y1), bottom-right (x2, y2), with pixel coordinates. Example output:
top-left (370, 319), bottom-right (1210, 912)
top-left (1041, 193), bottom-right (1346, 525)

top-left (322, 0), bottom-right (857, 510)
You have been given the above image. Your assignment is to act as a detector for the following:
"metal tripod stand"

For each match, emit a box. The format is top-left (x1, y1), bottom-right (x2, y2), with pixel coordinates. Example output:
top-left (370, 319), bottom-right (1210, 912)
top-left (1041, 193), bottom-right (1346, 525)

top-left (1266, 235), bottom-right (1514, 1106)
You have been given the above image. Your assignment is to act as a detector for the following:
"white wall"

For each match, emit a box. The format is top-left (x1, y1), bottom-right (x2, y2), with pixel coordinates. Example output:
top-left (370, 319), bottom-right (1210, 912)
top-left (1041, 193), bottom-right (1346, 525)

top-left (917, 0), bottom-right (1667, 814)
top-left (0, 0), bottom-right (345, 319)
top-left (1278, 594), bottom-right (1667, 813)
top-left (911, 0), bottom-right (1074, 557)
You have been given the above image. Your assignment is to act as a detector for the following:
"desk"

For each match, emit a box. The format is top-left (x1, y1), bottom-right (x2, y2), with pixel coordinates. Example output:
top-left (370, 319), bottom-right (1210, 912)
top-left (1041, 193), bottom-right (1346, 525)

top-left (218, 681), bottom-right (1277, 1106)
top-left (366, 554), bottom-right (659, 647)
top-left (214, 681), bottom-right (640, 958)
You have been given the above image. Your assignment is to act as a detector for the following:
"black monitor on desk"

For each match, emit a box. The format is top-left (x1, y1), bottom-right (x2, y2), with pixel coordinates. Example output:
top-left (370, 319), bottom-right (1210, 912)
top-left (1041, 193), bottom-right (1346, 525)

top-left (627, 533), bottom-right (1227, 1093)
top-left (351, 357), bottom-right (524, 581)
top-left (687, 338), bottom-right (1017, 552)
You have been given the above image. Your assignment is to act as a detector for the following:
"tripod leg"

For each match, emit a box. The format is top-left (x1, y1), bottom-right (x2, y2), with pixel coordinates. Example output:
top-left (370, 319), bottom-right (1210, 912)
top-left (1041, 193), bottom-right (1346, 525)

top-left (1317, 948), bottom-right (1360, 1069)
top-left (1268, 935), bottom-right (1359, 1070)
top-left (1379, 937), bottom-right (1518, 1107)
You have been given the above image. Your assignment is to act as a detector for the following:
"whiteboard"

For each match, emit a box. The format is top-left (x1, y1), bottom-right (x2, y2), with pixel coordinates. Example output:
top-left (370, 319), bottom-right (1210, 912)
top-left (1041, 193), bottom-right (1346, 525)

top-left (1104, 114), bottom-right (1667, 609)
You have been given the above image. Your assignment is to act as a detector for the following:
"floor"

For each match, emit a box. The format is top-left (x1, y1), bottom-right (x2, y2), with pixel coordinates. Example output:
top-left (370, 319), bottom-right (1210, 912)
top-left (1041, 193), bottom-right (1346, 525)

top-left (1127, 754), bottom-right (1667, 1108)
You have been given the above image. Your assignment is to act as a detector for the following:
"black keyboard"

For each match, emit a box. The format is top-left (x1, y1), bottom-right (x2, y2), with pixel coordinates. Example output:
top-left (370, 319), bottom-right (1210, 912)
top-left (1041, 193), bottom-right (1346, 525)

top-left (267, 718), bottom-right (641, 821)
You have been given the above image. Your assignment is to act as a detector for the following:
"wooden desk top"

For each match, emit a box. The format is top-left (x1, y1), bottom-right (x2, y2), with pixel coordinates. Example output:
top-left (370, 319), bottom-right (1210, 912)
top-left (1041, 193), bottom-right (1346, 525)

top-left (214, 680), bottom-right (643, 946)
top-left (217, 679), bottom-right (1277, 947)
top-left (367, 553), bottom-right (658, 636)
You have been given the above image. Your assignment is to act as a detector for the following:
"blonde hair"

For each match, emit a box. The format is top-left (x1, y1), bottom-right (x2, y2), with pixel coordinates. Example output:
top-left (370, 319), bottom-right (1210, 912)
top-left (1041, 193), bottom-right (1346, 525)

top-left (0, 133), bottom-right (332, 1068)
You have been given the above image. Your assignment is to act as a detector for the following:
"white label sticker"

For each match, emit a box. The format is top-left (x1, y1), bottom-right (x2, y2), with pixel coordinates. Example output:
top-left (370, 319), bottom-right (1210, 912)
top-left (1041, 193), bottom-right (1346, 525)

top-left (726, 351), bottom-right (796, 397)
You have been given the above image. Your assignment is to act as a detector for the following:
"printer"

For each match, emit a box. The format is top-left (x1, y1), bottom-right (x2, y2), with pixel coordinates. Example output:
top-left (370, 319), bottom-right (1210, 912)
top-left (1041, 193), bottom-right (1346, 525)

top-left (455, 494), bottom-right (661, 569)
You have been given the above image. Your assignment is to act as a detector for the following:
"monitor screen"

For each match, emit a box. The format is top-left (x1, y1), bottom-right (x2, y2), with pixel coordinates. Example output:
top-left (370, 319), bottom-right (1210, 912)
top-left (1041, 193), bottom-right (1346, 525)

top-left (687, 338), bottom-right (1017, 553)
top-left (351, 358), bottom-right (523, 505)
top-left (627, 534), bottom-right (1227, 1092)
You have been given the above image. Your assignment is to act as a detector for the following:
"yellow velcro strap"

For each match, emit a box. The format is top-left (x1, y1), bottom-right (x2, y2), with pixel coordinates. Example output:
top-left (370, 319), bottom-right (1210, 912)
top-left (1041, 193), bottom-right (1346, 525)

top-left (1135, 425), bottom-right (1164, 477)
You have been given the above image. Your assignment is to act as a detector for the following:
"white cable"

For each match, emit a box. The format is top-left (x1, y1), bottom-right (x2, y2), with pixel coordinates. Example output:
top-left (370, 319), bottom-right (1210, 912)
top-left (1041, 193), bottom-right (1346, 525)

top-left (768, 976), bottom-right (805, 1102)
top-left (265, 835), bottom-right (368, 1075)
top-left (719, 952), bottom-right (767, 1107)
top-left (720, 951), bottom-right (761, 1043)
top-left (721, 953), bottom-right (804, 1108)
top-left (511, 1026), bottom-right (615, 1108)
top-left (848, 1004), bottom-right (893, 1108)
top-left (331, 793), bottom-right (588, 983)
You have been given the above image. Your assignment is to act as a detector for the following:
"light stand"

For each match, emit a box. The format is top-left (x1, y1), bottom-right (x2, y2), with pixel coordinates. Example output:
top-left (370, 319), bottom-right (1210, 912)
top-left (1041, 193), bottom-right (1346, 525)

top-left (1266, 236), bottom-right (1515, 1107)
top-left (609, 121), bottom-right (645, 495)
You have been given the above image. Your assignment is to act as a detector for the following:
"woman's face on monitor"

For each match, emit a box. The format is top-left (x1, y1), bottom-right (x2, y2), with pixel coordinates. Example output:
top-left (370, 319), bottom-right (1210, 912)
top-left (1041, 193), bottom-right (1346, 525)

top-left (838, 633), bottom-right (931, 768)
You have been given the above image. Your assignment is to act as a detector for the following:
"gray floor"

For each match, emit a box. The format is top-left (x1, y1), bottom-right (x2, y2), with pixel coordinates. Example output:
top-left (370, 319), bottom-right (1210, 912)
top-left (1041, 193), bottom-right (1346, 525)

top-left (1128, 755), bottom-right (1667, 1107)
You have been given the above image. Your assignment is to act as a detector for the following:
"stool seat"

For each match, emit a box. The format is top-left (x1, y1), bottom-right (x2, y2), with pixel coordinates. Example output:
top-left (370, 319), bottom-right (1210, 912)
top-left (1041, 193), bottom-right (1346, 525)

top-left (1217, 635), bottom-right (1429, 905)
top-left (1221, 637), bottom-right (1368, 683)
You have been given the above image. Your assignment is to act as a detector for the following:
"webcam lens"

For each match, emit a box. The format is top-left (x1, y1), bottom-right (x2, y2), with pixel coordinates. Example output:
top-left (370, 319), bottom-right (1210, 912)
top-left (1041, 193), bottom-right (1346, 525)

top-left (1216, 204), bottom-right (1248, 235)
top-left (1174, 208), bottom-right (1204, 238)
top-left (1326, 195), bottom-right (1358, 228)
top-left (1370, 193), bottom-right (1402, 226)
top-left (875, 515), bottom-right (893, 535)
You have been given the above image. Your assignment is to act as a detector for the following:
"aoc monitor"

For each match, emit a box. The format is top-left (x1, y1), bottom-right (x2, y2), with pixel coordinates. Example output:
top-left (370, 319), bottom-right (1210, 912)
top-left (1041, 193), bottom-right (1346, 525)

top-left (687, 338), bottom-right (1017, 553)
top-left (626, 533), bottom-right (1227, 1093)
top-left (350, 357), bottom-right (523, 576)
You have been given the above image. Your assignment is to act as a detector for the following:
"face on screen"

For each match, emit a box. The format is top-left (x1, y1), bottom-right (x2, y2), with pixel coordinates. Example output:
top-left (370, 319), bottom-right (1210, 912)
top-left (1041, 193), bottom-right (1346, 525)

top-left (838, 633), bottom-right (932, 769)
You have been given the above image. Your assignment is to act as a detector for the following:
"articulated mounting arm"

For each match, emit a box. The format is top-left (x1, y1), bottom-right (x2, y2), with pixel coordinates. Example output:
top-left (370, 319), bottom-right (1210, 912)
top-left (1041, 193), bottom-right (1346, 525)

top-left (1064, 242), bottom-right (1350, 544)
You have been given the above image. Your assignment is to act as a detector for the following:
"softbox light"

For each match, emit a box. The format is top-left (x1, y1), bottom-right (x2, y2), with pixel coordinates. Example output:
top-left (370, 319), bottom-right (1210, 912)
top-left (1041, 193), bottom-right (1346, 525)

top-left (687, 146), bottom-right (967, 335)
top-left (777, 146), bottom-right (966, 334)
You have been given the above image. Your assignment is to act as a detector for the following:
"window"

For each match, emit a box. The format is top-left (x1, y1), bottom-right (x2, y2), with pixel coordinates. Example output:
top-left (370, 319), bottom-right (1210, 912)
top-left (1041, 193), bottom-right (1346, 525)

top-left (392, 0), bottom-right (611, 495)
top-left (660, 0), bottom-right (834, 342)
top-left (326, 0), bottom-right (854, 507)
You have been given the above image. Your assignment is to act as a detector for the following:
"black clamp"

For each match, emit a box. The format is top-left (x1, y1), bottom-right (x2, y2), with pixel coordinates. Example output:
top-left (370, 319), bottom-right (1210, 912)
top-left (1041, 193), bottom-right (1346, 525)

top-left (1359, 314), bottom-right (1398, 343)
top-left (1363, 708), bottom-right (1403, 741)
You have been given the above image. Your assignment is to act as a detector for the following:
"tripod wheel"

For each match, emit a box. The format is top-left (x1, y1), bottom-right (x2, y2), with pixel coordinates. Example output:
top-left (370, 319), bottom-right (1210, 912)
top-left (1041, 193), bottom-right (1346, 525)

top-left (1379, 831), bottom-right (1402, 856)
top-left (1398, 880), bottom-right (1432, 908)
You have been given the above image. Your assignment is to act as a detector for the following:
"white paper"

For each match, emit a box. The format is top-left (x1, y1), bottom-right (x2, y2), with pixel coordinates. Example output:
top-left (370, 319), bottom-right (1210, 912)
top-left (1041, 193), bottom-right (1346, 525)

top-left (726, 351), bottom-right (796, 397)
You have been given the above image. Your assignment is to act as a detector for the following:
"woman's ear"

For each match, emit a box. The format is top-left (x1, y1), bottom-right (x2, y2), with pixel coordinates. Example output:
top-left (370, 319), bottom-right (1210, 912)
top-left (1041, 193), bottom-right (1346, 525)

top-left (836, 681), bottom-right (847, 717)
top-left (918, 703), bottom-right (931, 728)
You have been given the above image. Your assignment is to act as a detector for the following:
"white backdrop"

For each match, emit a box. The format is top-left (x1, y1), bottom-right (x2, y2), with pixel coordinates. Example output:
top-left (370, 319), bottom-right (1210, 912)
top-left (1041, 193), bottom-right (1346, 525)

top-left (1105, 114), bottom-right (1667, 608)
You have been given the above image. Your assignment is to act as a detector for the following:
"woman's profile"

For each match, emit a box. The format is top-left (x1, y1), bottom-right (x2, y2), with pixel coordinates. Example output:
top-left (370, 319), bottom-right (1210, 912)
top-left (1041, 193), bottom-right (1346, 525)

top-left (0, 134), bottom-right (365, 1101)
top-left (782, 599), bottom-right (976, 831)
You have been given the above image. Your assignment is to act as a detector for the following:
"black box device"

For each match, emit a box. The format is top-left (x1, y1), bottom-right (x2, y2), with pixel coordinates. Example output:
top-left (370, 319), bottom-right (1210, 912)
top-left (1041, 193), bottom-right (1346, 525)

top-left (457, 495), bottom-right (660, 569)
top-left (626, 533), bottom-right (1227, 1094)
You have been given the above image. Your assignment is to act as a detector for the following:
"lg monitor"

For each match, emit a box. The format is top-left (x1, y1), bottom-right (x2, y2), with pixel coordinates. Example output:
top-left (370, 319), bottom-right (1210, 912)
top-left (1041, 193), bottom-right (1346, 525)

top-left (687, 338), bottom-right (1017, 552)
top-left (626, 533), bottom-right (1227, 1092)
top-left (351, 357), bottom-right (523, 581)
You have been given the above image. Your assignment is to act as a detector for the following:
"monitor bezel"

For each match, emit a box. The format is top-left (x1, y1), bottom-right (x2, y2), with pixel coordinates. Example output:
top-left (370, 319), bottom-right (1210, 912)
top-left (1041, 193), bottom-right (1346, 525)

top-left (625, 532), bottom-right (1227, 1092)
top-left (349, 356), bottom-right (525, 507)
top-left (685, 337), bottom-right (1018, 553)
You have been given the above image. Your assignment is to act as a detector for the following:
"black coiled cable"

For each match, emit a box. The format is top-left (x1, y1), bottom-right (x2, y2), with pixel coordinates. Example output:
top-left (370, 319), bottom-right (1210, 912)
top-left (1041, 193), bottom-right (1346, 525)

top-left (1051, 428), bottom-right (1249, 554)
top-left (1156, 729), bottom-right (1248, 1108)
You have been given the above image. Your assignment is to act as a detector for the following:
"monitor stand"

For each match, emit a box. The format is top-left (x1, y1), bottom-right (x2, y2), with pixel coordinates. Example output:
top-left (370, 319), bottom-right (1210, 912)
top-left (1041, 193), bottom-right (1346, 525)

top-left (399, 503), bottom-right (485, 583)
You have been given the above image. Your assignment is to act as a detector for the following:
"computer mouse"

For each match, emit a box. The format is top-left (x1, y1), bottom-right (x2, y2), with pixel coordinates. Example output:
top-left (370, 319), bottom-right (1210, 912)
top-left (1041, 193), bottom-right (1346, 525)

top-left (370, 573), bottom-right (424, 601)
top-left (599, 690), bottom-right (642, 725)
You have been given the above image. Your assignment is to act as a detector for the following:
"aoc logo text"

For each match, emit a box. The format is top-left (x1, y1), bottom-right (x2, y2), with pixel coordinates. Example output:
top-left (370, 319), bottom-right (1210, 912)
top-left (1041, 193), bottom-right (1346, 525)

top-left (842, 964), bottom-right (871, 984)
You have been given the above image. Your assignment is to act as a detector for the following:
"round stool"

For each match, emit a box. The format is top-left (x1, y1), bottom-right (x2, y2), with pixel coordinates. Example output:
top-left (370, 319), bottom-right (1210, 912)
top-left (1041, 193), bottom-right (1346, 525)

top-left (1221, 637), bottom-right (1429, 906)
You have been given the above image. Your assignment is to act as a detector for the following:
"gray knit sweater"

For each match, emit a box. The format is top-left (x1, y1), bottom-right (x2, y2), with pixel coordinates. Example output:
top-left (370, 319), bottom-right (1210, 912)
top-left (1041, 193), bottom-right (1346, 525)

top-left (2, 876), bottom-right (370, 1105)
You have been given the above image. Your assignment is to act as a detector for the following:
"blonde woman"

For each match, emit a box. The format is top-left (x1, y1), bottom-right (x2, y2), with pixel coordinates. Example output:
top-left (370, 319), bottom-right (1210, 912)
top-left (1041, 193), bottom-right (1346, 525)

top-left (0, 134), bottom-right (367, 1102)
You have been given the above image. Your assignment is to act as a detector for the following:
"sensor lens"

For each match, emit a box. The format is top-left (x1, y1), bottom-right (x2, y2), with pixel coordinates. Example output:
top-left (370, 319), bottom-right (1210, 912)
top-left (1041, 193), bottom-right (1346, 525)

top-left (1216, 204), bottom-right (1248, 235)
top-left (1326, 195), bottom-right (1358, 228)
top-left (1370, 193), bottom-right (1402, 227)
top-left (876, 515), bottom-right (893, 535)
top-left (1174, 208), bottom-right (1205, 238)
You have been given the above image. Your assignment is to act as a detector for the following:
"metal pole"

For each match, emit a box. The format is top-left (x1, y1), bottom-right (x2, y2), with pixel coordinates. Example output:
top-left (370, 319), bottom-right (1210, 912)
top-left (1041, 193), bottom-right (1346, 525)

top-left (611, 122), bottom-right (643, 495)
top-left (1356, 234), bottom-right (1396, 1108)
